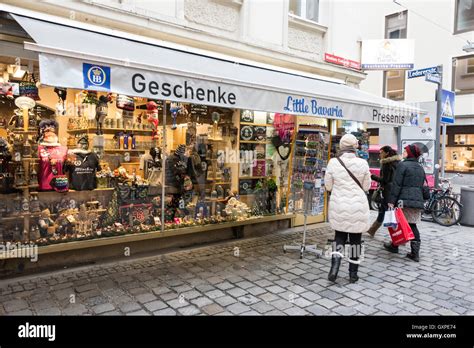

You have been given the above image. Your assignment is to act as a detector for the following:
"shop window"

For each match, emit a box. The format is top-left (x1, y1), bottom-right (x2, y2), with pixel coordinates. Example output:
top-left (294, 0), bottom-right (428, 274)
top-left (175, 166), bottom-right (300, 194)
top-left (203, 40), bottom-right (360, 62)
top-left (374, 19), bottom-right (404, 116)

top-left (455, 0), bottom-right (474, 33)
top-left (445, 146), bottom-right (474, 172)
top-left (454, 134), bottom-right (474, 145)
top-left (0, 72), bottom-right (294, 246)
top-left (289, 0), bottom-right (319, 22)
top-left (452, 55), bottom-right (474, 94)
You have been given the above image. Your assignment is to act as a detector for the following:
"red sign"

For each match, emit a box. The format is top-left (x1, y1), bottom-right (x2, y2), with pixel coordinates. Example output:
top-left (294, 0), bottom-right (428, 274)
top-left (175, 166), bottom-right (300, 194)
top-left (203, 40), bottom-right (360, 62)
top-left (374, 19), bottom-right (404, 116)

top-left (324, 53), bottom-right (361, 70)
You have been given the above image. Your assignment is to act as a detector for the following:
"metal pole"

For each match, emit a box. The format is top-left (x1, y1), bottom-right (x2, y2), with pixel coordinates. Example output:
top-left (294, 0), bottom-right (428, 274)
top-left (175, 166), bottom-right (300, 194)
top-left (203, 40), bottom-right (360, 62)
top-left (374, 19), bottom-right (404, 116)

top-left (161, 102), bottom-right (167, 233)
top-left (441, 123), bottom-right (447, 179)
top-left (434, 65), bottom-right (443, 188)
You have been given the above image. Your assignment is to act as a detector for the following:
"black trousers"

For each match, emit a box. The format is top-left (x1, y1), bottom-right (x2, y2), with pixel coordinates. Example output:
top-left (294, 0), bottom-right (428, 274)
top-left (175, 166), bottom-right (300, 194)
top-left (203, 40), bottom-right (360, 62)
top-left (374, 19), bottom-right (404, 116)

top-left (409, 223), bottom-right (421, 242)
top-left (334, 231), bottom-right (362, 261)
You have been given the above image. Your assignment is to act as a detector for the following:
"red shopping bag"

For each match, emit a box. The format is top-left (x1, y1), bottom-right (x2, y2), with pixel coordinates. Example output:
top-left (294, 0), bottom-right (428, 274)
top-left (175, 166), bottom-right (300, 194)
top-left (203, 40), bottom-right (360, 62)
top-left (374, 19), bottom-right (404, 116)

top-left (388, 208), bottom-right (415, 246)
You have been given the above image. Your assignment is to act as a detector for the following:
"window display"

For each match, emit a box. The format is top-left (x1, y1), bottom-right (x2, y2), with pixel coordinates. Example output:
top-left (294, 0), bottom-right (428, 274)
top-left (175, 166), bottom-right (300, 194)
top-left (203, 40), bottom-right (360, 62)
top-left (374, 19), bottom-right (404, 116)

top-left (0, 80), bottom-right (293, 247)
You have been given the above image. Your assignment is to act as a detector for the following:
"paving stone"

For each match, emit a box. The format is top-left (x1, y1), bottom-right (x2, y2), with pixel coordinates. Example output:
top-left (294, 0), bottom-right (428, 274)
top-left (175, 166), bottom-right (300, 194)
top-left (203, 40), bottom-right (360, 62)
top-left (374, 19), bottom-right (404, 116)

top-left (336, 297), bottom-right (359, 307)
top-left (376, 303), bottom-right (399, 314)
top-left (36, 308), bottom-right (61, 315)
top-left (202, 303), bottom-right (225, 315)
top-left (206, 289), bottom-right (225, 299)
top-left (247, 286), bottom-right (266, 296)
top-left (300, 291), bottom-right (322, 302)
top-left (227, 287), bottom-right (248, 298)
top-left (315, 298), bottom-right (338, 310)
top-left (318, 289), bottom-right (343, 301)
top-left (238, 295), bottom-right (260, 305)
top-left (306, 304), bottom-right (330, 315)
top-left (119, 302), bottom-right (142, 313)
top-left (62, 304), bottom-right (88, 315)
top-left (75, 283), bottom-right (97, 293)
top-left (92, 303), bottom-right (115, 314)
top-left (178, 305), bottom-right (201, 316)
top-left (191, 297), bottom-right (213, 308)
top-left (160, 292), bottom-right (179, 301)
top-left (259, 292), bottom-right (280, 303)
top-left (153, 308), bottom-right (177, 316)
top-left (216, 282), bottom-right (234, 290)
top-left (227, 302), bottom-right (250, 315)
top-left (3, 299), bottom-right (28, 312)
top-left (126, 310), bottom-right (150, 316)
top-left (142, 300), bottom-right (167, 312)
top-left (251, 301), bottom-right (274, 314)
top-left (9, 309), bottom-right (33, 315)
top-left (215, 296), bottom-right (237, 307)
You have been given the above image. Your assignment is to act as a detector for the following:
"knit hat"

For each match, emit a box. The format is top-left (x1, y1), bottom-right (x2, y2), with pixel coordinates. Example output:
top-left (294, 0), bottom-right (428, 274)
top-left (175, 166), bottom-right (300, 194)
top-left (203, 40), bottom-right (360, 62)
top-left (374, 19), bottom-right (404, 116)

top-left (405, 144), bottom-right (421, 159)
top-left (340, 134), bottom-right (359, 151)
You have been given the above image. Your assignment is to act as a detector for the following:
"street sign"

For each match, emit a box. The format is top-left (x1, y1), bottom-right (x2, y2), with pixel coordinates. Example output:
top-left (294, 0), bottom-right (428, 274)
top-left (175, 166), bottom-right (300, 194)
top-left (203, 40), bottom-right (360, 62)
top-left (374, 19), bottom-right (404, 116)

top-left (425, 73), bottom-right (441, 84)
top-left (408, 66), bottom-right (438, 79)
top-left (440, 89), bottom-right (455, 124)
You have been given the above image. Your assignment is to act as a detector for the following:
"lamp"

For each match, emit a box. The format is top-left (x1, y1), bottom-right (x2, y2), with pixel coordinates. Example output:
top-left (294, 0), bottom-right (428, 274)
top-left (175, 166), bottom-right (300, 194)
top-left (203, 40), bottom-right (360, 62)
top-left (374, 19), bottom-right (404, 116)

top-left (463, 41), bottom-right (474, 53)
top-left (15, 96), bottom-right (36, 132)
top-left (13, 65), bottom-right (27, 79)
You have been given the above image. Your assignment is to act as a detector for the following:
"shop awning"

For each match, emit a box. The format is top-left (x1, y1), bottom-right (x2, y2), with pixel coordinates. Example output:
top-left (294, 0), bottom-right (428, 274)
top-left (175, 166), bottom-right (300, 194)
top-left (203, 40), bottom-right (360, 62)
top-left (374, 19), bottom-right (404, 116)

top-left (10, 11), bottom-right (425, 126)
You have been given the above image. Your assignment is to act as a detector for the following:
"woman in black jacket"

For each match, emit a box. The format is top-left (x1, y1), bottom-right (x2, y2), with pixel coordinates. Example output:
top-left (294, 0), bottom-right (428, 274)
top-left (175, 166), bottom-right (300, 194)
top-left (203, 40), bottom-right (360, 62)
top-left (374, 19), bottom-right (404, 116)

top-left (367, 146), bottom-right (401, 237)
top-left (384, 144), bottom-right (425, 262)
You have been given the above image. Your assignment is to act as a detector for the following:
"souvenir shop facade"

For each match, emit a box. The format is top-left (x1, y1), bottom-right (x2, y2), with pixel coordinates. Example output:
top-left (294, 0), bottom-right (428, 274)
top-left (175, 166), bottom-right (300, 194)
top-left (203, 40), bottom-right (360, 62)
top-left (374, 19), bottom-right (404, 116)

top-left (0, 10), bottom-right (423, 273)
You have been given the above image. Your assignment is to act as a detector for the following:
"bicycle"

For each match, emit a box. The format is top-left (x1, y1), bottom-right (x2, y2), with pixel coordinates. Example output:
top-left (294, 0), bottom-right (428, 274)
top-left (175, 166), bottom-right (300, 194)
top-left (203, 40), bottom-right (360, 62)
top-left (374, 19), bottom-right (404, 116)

top-left (422, 173), bottom-right (463, 226)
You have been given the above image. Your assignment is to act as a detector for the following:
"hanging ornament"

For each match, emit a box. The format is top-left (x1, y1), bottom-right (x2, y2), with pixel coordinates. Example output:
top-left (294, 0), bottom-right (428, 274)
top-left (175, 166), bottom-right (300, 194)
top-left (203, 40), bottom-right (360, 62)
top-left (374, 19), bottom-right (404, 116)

top-left (170, 102), bottom-right (180, 130)
top-left (146, 101), bottom-right (159, 139)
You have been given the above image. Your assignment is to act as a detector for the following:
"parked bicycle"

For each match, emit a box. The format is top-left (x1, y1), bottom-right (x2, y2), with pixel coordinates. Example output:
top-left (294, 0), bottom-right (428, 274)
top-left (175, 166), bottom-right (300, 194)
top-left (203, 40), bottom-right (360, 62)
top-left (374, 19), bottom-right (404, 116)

top-left (422, 174), bottom-right (463, 226)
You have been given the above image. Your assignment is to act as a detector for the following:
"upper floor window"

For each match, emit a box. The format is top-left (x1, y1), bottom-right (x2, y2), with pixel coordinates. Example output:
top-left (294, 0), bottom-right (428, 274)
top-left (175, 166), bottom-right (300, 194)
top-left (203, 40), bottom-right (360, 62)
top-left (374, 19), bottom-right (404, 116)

top-left (452, 54), bottom-right (474, 94)
top-left (383, 11), bottom-right (407, 101)
top-left (385, 11), bottom-right (407, 39)
top-left (289, 0), bottom-right (319, 23)
top-left (455, 0), bottom-right (474, 33)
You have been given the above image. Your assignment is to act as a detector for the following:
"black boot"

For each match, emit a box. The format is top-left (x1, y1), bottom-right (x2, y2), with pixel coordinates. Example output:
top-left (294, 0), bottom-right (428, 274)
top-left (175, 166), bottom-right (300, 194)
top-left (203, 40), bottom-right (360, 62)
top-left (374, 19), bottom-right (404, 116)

top-left (349, 263), bottom-right (359, 283)
top-left (383, 242), bottom-right (399, 253)
top-left (328, 254), bottom-right (342, 282)
top-left (407, 241), bottom-right (420, 262)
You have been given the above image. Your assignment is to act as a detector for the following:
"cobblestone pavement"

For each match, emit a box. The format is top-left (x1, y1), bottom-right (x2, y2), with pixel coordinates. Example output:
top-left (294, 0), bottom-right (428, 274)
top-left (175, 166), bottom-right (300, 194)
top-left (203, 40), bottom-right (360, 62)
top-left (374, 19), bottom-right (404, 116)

top-left (1, 213), bottom-right (474, 316)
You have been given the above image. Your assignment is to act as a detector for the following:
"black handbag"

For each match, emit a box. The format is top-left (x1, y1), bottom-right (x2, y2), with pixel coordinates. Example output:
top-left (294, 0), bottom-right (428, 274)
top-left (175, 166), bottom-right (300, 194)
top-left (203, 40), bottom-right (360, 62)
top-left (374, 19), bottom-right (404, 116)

top-left (422, 177), bottom-right (431, 200)
top-left (372, 187), bottom-right (383, 203)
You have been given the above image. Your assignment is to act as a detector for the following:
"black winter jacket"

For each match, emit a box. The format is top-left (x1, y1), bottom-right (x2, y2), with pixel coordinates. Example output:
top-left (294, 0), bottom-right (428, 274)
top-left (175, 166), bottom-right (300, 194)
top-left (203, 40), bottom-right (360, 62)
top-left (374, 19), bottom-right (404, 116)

top-left (388, 158), bottom-right (426, 209)
top-left (371, 155), bottom-right (401, 205)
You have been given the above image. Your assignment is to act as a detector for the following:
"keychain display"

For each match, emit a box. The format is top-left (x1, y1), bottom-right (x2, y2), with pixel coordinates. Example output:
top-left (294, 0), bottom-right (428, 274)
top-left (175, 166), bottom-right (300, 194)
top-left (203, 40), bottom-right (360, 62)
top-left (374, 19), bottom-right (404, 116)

top-left (290, 126), bottom-right (329, 215)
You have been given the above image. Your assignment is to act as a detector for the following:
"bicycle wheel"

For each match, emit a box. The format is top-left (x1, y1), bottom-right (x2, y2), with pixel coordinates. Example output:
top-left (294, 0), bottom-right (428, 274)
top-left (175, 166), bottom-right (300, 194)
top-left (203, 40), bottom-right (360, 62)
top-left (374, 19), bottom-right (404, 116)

top-left (431, 196), bottom-right (462, 226)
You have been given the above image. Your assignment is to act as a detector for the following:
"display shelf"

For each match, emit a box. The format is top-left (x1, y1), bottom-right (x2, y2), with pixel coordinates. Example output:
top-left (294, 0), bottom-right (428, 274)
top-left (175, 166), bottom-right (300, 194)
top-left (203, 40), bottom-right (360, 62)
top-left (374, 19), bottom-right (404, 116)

top-left (239, 140), bottom-right (270, 144)
top-left (68, 128), bottom-right (153, 135)
top-left (239, 176), bottom-right (273, 179)
top-left (240, 122), bottom-right (273, 127)
top-left (104, 149), bottom-right (146, 152)
top-left (1, 212), bottom-right (42, 221)
top-left (14, 184), bottom-right (39, 190)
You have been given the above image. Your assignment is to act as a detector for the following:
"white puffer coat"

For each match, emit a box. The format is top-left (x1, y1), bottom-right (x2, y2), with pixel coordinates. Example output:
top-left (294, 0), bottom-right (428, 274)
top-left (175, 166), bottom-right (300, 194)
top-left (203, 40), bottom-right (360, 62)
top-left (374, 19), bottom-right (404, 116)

top-left (325, 152), bottom-right (371, 233)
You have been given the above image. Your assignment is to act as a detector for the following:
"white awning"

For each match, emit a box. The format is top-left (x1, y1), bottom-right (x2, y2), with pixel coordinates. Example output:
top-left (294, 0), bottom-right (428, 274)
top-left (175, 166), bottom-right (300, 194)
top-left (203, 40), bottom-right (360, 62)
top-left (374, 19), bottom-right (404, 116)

top-left (9, 11), bottom-right (425, 126)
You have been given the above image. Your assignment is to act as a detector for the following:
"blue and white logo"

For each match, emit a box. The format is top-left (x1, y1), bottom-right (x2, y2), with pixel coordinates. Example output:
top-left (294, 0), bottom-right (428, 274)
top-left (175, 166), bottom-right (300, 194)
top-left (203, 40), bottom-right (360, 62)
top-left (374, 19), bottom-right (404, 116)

top-left (83, 63), bottom-right (110, 90)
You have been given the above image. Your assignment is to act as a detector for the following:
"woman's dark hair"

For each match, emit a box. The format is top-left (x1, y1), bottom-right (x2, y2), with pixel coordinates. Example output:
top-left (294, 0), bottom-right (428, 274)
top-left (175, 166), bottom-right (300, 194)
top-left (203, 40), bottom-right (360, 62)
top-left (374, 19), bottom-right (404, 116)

top-left (380, 145), bottom-right (398, 157)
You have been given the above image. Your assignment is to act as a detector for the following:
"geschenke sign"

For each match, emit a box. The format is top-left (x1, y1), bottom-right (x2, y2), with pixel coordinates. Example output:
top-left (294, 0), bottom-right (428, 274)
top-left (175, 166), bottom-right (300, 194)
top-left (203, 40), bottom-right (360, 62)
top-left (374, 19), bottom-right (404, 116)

top-left (38, 54), bottom-right (420, 126)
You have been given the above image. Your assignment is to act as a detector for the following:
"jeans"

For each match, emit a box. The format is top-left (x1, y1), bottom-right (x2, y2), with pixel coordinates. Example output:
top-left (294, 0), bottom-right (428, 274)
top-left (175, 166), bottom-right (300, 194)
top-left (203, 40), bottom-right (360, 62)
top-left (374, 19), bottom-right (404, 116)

top-left (334, 231), bottom-right (362, 262)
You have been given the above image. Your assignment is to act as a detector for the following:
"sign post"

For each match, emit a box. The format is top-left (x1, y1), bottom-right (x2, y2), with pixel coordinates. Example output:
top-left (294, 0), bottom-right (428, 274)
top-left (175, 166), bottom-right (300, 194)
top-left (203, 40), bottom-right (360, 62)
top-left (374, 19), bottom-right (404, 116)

top-left (433, 65), bottom-right (443, 188)
top-left (439, 89), bottom-right (455, 180)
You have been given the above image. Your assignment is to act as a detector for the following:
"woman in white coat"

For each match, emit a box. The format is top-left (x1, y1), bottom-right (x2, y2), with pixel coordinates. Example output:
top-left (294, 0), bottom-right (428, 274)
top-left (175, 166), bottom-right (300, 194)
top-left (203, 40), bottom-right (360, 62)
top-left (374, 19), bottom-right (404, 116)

top-left (324, 134), bottom-right (371, 283)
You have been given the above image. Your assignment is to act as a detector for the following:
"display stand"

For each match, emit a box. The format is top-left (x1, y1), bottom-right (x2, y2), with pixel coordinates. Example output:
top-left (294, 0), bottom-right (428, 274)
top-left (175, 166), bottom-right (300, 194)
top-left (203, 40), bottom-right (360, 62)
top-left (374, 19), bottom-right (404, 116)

top-left (283, 125), bottom-right (329, 259)
top-left (283, 184), bottom-right (323, 259)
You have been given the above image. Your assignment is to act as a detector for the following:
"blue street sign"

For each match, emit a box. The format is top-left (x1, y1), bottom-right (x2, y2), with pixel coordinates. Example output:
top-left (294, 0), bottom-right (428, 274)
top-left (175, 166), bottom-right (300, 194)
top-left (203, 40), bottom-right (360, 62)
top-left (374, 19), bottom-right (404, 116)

top-left (425, 73), bottom-right (441, 84)
top-left (408, 66), bottom-right (438, 79)
top-left (440, 90), bottom-right (455, 124)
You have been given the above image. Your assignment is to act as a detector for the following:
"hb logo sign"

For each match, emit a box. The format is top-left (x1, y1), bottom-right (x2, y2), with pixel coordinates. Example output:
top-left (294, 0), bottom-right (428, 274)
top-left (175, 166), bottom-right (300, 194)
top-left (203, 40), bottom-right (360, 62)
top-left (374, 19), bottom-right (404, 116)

top-left (83, 63), bottom-right (111, 90)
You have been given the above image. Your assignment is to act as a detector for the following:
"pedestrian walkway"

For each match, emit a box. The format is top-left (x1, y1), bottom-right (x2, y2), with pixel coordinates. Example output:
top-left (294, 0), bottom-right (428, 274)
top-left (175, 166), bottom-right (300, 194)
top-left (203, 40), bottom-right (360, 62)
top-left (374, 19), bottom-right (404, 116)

top-left (1, 214), bottom-right (473, 316)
